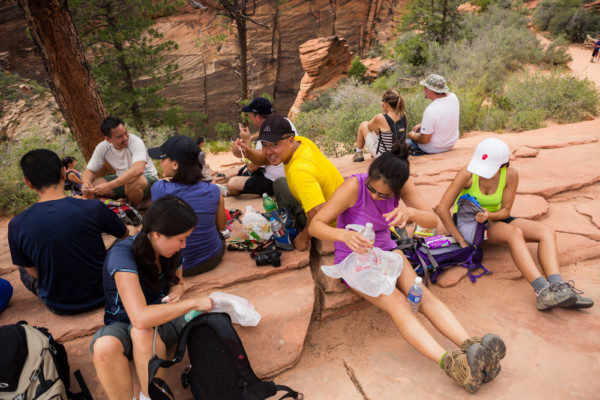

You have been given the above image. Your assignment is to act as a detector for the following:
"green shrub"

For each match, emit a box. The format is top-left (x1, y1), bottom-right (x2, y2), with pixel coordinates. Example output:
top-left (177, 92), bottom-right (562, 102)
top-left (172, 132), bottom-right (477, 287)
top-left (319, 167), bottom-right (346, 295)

top-left (214, 122), bottom-right (236, 140)
top-left (533, 0), bottom-right (600, 42)
top-left (205, 140), bottom-right (232, 154)
top-left (394, 34), bottom-right (430, 67)
top-left (347, 57), bottom-right (368, 81)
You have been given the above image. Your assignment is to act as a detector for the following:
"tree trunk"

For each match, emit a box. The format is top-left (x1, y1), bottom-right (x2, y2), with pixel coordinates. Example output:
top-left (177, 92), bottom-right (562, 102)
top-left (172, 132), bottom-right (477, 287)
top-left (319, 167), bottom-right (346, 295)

top-left (17, 0), bottom-right (107, 162)
top-left (238, 16), bottom-right (249, 101)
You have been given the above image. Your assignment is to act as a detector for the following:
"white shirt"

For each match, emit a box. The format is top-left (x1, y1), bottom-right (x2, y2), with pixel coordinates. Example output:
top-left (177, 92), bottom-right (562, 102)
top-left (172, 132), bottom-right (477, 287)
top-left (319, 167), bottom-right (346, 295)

top-left (256, 117), bottom-right (297, 181)
top-left (86, 133), bottom-right (158, 177)
top-left (418, 92), bottom-right (460, 154)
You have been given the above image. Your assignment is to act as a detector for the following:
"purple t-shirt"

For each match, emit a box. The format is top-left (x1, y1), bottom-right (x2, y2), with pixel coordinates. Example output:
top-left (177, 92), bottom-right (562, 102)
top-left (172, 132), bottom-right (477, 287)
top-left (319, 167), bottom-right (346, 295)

top-left (334, 173), bottom-right (398, 264)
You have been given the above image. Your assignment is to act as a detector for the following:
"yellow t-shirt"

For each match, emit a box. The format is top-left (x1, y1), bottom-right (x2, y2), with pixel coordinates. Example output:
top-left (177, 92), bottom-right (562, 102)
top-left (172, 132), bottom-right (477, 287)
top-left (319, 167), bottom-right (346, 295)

top-left (284, 136), bottom-right (344, 213)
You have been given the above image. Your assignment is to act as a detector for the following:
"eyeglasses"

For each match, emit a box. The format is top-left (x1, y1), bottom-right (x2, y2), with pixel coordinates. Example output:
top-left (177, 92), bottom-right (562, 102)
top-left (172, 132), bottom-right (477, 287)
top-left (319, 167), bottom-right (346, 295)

top-left (366, 180), bottom-right (393, 199)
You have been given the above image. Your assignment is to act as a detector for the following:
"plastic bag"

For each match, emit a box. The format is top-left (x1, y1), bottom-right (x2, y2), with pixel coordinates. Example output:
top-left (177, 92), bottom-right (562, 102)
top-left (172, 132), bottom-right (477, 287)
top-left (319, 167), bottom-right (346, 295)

top-left (321, 247), bottom-right (405, 297)
top-left (209, 292), bottom-right (262, 326)
top-left (242, 205), bottom-right (273, 240)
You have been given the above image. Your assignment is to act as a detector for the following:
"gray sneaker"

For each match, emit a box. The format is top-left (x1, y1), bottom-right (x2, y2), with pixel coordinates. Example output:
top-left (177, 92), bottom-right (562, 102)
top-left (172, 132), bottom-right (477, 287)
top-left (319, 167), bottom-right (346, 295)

top-left (443, 345), bottom-right (486, 394)
top-left (461, 334), bottom-right (506, 383)
top-left (352, 152), bottom-right (364, 162)
top-left (553, 281), bottom-right (594, 309)
top-left (536, 285), bottom-right (577, 310)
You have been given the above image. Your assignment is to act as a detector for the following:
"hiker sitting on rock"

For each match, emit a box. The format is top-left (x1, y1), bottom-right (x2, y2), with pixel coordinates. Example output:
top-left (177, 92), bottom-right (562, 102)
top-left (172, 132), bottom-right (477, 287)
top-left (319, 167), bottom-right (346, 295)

top-left (62, 156), bottom-right (83, 196)
top-left (437, 138), bottom-right (593, 310)
top-left (353, 89), bottom-right (407, 162)
top-left (91, 195), bottom-right (213, 400)
top-left (227, 97), bottom-right (294, 197)
top-left (8, 149), bottom-right (130, 315)
top-left (82, 116), bottom-right (158, 207)
top-left (149, 136), bottom-right (226, 276)
top-left (259, 114), bottom-right (344, 251)
top-left (407, 74), bottom-right (459, 156)
top-left (309, 143), bottom-right (505, 394)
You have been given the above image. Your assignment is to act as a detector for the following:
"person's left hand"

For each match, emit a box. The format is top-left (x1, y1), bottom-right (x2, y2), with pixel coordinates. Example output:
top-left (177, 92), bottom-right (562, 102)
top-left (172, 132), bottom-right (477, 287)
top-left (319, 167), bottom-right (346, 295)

top-left (165, 294), bottom-right (180, 303)
top-left (93, 182), bottom-right (114, 196)
top-left (475, 210), bottom-right (490, 223)
top-left (384, 206), bottom-right (414, 228)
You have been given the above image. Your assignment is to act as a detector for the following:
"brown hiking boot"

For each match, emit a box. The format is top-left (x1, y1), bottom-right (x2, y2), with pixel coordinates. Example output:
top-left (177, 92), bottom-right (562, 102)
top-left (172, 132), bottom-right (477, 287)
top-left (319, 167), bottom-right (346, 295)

top-left (461, 334), bottom-right (506, 383)
top-left (443, 345), bottom-right (486, 393)
top-left (352, 152), bottom-right (364, 162)
top-left (536, 285), bottom-right (577, 310)
top-left (553, 281), bottom-right (594, 309)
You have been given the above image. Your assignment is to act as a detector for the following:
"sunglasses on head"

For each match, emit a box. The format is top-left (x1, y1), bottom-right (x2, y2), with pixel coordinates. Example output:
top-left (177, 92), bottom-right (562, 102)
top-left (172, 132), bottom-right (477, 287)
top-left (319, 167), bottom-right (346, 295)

top-left (365, 180), bottom-right (393, 199)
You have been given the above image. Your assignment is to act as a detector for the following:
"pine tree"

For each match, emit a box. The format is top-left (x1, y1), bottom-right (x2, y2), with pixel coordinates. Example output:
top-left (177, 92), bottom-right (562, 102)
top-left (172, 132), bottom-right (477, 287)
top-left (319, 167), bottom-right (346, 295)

top-left (402, 0), bottom-right (462, 44)
top-left (69, 0), bottom-right (182, 133)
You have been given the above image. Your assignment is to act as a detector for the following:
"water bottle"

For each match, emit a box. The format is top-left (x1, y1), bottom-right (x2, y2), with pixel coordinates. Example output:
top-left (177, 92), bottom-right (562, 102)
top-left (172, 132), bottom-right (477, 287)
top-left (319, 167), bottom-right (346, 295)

top-left (358, 223), bottom-right (376, 263)
top-left (262, 193), bottom-right (278, 213)
top-left (270, 217), bottom-right (285, 238)
top-left (408, 277), bottom-right (423, 313)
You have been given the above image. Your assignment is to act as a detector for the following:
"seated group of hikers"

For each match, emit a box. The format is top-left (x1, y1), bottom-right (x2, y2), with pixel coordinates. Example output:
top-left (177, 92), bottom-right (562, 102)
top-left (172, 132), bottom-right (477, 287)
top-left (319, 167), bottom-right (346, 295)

top-left (6, 74), bottom-right (594, 398)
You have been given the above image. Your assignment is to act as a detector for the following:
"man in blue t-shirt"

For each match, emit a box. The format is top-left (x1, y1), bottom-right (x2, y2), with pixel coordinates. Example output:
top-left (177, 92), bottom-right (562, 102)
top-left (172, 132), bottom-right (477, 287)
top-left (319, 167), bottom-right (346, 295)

top-left (8, 149), bottom-right (129, 315)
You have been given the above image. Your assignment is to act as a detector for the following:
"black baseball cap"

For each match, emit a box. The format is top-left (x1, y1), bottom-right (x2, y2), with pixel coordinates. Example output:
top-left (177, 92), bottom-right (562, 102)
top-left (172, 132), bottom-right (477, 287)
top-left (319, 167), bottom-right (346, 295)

top-left (257, 115), bottom-right (294, 143)
top-left (241, 97), bottom-right (273, 115)
top-left (148, 135), bottom-right (199, 164)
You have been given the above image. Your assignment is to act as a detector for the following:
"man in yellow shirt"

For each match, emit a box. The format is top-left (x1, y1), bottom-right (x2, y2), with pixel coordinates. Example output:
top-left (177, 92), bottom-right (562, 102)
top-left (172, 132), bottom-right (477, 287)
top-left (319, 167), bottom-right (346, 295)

top-left (258, 115), bottom-right (344, 251)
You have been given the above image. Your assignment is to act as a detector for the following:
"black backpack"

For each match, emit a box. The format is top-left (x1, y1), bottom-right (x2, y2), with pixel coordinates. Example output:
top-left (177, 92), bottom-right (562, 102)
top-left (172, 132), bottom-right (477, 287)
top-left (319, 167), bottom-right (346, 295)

top-left (0, 321), bottom-right (92, 400)
top-left (377, 114), bottom-right (407, 154)
top-left (148, 312), bottom-right (302, 400)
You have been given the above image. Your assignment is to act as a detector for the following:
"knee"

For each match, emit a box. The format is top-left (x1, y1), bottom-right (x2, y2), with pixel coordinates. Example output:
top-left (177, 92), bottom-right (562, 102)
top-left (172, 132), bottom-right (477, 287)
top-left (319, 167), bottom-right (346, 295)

top-left (93, 337), bottom-right (125, 365)
top-left (272, 177), bottom-right (288, 194)
top-left (506, 225), bottom-right (525, 244)
top-left (130, 326), bottom-right (155, 348)
top-left (539, 225), bottom-right (556, 242)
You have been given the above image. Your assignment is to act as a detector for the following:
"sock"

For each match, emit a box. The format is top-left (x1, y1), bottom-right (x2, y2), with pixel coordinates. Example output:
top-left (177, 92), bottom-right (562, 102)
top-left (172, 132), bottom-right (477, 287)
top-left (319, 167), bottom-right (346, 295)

top-left (547, 274), bottom-right (563, 285)
top-left (139, 391), bottom-right (151, 400)
top-left (355, 148), bottom-right (363, 153)
top-left (532, 277), bottom-right (549, 294)
top-left (439, 351), bottom-right (448, 369)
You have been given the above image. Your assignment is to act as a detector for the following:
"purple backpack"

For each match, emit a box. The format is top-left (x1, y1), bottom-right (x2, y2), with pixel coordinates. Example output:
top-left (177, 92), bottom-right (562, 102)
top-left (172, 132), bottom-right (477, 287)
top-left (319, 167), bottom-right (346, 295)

top-left (402, 194), bottom-right (491, 286)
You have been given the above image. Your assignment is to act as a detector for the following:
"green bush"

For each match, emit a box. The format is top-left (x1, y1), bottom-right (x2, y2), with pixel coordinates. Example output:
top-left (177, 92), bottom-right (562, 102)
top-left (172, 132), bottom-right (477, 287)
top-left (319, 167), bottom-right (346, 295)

top-left (394, 34), bottom-right (430, 67)
top-left (533, 0), bottom-right (600, 42)
top-left (214, 122), bottom-right (236, 140)
top-left (347, 57), bottom-right (368, 81)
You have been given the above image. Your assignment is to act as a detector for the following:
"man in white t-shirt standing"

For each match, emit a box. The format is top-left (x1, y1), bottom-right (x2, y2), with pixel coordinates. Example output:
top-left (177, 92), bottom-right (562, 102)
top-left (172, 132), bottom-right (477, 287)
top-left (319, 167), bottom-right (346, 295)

top-left (82, 116), bottom-right (158, 207)
top-left (407, 74), bottom-right (460, 155)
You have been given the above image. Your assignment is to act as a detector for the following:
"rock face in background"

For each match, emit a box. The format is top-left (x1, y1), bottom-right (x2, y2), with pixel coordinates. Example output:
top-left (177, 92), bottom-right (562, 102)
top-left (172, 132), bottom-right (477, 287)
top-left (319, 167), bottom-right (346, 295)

top-left (288, 36), bottom-right (352, 119)
top-left (0, 0), bottom-right (403, 136)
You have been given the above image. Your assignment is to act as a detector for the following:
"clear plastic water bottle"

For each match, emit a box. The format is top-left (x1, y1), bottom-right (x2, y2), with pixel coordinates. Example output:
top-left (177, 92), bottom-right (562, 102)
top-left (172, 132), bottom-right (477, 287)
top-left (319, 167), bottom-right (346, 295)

top-left (270, 217), bottom-right (285, 238)
top-left (262, 193), bottom-right (278, 213)
top-left (408, 277), bottom-right (423, 313)
top-left (357, 223), bottom-right (376, 263)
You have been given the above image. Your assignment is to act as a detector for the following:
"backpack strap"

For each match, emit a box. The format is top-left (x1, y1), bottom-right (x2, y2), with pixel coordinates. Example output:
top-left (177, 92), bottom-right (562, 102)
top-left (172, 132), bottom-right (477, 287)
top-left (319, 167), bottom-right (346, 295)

top-left (376, 114), bottom-right (399, 154)
top-left (275, 385), bottom-right (304, 400)
top-left (412, 242), bottom-right (431, 287)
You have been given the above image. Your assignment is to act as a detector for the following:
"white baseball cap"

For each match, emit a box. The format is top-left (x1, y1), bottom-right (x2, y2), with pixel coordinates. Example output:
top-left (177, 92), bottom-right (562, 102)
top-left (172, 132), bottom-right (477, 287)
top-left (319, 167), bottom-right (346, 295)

top-left (467, 138), bottom-right (510, 179)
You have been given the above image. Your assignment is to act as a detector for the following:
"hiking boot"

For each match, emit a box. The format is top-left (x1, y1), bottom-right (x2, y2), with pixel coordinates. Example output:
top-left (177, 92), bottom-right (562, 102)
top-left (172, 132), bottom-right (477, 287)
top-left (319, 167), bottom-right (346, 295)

top-left (461, 334), bottom-right (506, 383)
top-left (443, 345), bottom-right (486, 394)
top-left (352, 152), bottom-right (364, 162)
top-left (553, 281), bottom-right (594, 309)
top-left (274, 230), bottom-right (295, 251)
top-left (536, 285), bottom-right (577, 311)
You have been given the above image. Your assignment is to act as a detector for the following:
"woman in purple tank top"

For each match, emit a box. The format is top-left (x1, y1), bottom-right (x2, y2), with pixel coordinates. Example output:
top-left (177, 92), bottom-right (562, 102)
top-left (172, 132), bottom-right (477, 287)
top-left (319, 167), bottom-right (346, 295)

top-left (309, 144), bottom-right (505, 394)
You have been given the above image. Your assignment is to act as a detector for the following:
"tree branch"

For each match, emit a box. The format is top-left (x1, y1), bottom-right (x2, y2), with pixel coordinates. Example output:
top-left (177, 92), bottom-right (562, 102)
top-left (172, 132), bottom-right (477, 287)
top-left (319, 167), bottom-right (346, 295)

top-left (189, 0), bottom-right (208, 10)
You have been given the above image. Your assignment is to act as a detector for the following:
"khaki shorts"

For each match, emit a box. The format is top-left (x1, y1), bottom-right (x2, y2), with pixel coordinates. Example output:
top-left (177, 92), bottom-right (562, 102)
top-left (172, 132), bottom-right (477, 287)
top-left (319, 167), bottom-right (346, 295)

top-left (364, 131), bottom-right (381, 158)
top-left (103, 173), bottom-right (157, 199)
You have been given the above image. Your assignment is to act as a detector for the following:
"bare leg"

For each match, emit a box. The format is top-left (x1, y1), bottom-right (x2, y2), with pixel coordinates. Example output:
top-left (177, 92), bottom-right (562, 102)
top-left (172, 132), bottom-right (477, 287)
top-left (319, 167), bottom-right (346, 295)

top-left (124, 175), bottom-right (147, 207)
top-left (486, 220), bottom-right (543, 283)
top-left (394, 252), bottom-right (470, 347)
top-left (93, 336), bottom-right (133, 400)
top-left (227, 176), bottom-right (250, 195)
top-left (131, 327), bottom-right (166, 399)
top-left (355, 121), bottom-right (370, 149)
top-left (510, 219), bottom-right (560, 277)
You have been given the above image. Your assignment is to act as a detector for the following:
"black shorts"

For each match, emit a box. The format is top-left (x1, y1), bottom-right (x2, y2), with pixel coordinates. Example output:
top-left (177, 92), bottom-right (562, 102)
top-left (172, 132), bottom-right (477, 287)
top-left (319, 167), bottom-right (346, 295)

top-left (242, 169), bottom-right (274, 196)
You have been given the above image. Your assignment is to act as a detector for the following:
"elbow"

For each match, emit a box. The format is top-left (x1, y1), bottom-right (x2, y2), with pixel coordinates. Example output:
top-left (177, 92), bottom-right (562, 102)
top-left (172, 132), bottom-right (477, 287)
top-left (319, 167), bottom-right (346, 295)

top-left (129, 314), bottom-right (152, 331)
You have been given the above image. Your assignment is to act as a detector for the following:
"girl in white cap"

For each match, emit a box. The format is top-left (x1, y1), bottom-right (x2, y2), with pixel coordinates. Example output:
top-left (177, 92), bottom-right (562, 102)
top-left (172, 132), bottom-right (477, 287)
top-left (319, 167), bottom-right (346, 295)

top-left (437, 138), bottom-right (593, 310)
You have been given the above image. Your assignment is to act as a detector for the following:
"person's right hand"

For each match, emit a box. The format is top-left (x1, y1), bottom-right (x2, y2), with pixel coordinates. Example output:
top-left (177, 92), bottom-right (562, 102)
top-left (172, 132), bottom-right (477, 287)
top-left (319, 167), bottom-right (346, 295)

top-left (411, 123), bottom-right (422, 133)
top-left (457, 239), bottom-right (470, 248)
top-left (340, 229), bottom-right (372, 254)
top-left (239, 123), bottom-right (251, 142)
top-left (194, 296), bottom-right (213, 313)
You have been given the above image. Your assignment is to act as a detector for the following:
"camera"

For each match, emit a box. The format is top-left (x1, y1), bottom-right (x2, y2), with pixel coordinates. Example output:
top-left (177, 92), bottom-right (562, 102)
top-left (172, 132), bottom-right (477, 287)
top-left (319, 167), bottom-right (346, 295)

top-left (255, 247), bottom-right (281, 268)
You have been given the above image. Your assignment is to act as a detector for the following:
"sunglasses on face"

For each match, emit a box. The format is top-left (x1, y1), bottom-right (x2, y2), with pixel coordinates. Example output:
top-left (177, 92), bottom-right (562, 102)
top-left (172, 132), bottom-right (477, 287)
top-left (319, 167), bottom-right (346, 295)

top-left (366, 180), bottom-right (393, 199)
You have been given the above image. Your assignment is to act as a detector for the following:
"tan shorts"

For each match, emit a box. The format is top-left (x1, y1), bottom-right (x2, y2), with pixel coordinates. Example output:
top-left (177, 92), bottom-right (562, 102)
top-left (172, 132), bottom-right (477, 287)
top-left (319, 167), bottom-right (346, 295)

top-left (364, 131), bottom-right (381, 158)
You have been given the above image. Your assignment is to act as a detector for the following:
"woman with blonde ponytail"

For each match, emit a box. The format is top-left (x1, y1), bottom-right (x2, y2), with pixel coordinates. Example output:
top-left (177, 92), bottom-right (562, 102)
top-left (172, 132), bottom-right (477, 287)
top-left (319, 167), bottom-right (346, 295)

top-left (353, 89), bottom-right (408, 162)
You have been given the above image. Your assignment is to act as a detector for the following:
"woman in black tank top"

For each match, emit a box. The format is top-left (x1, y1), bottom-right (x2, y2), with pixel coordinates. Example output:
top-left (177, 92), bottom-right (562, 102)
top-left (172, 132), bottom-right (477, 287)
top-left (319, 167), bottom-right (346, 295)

top-left (353, 89), bottom-right (407, 162)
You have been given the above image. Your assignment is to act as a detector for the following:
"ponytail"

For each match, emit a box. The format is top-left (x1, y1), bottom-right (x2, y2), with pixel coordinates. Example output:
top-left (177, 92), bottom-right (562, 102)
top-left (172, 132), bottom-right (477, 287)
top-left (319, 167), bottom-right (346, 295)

top-left (368, 142), bottom-right (411, 195)
top-left (382, 89), bottom-right (406, 118)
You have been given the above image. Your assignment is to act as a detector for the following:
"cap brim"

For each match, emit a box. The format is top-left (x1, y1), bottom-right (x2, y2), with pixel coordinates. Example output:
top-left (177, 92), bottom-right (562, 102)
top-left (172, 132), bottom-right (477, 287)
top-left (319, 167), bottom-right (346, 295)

top-left (467, 159), bottom-right (500, 179)
top-left (148, 146), bottom-right (167, 160)
top-left (241, 105), bottom-right (253, 113)
top-left (257, 133), bottom-right (291, 143)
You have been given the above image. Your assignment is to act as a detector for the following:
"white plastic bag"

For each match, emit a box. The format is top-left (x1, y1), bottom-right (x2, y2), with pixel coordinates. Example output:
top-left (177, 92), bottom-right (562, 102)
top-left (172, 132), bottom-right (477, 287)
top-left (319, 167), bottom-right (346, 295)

top-left (321, 247), bottom-right (405, 297)
top-left (209, 292), bottom-right (262, 326)
top-left (242, 206), bottom-right (272, 240)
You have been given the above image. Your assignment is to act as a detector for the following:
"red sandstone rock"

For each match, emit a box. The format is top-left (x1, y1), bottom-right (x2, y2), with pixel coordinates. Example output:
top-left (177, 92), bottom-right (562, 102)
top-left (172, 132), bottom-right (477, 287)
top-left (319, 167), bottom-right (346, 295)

top-left (513, 146), bottom-right (539, 158)
top-left (576, 200), bottom-right (600, 229)
top-left (511, 194), bottom-right (548, 220)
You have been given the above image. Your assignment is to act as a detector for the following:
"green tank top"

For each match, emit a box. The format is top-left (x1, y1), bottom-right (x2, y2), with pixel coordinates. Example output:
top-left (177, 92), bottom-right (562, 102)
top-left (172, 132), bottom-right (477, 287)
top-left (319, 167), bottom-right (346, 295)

top-left (454, 167), bottom-right (507, 213)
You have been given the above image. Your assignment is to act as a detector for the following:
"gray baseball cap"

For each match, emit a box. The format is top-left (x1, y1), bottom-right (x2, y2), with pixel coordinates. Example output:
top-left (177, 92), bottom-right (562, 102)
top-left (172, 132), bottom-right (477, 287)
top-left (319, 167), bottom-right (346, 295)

top-left (420, 74), bottom-right (449, 94)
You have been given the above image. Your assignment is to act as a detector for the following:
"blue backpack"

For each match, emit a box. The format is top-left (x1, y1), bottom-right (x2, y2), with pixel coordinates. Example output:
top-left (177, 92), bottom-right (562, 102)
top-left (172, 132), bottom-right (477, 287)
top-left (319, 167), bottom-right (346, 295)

top-left (401, 194), bottom-right (491, 286)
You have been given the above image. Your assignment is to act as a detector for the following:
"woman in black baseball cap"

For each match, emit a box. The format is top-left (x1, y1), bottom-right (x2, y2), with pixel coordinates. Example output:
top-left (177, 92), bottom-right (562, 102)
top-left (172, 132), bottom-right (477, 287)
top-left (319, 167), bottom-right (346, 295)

top-left (148, 136), bottom-right (226, 276)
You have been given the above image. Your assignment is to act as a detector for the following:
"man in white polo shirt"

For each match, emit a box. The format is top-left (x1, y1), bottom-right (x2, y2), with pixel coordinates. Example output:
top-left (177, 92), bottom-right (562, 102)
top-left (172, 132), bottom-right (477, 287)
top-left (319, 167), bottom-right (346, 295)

top-left (407, 74), bottom-right (460, 155)
top-left (82, 116), bottom-right (158, 207)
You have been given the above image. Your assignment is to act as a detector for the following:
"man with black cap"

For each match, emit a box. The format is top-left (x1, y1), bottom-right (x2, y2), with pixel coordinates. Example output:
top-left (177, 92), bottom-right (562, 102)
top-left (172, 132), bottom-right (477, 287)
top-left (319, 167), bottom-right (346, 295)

top-left (258, 114), bottom-right (344, 251)
top-left (407, 74), bottom-right (459, 155)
